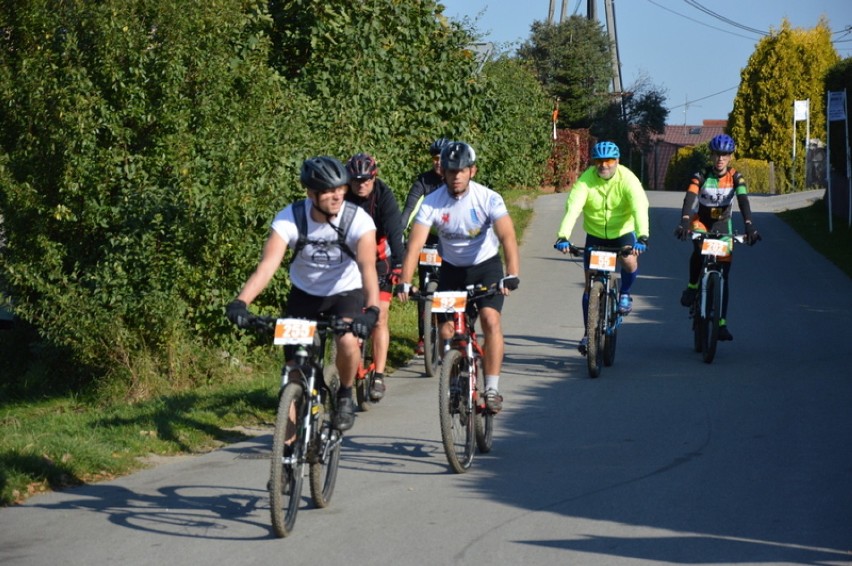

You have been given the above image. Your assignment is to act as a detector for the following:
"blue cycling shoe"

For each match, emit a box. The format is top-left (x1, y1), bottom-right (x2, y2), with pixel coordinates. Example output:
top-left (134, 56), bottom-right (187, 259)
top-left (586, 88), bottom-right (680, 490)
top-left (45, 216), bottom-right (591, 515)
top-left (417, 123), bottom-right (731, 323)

top-left (618, 294), bottom-right (633, 315)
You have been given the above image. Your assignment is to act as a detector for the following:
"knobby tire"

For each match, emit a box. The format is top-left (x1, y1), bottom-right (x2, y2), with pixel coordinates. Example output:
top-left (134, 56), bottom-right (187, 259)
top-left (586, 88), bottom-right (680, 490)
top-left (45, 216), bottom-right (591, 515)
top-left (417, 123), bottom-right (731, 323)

top-left (308, 412), bottom-right (341, 508)
top-left (586, 281), bottom-right (605, 378)
top-left (270, 382), bottom-right (305, 538)
top-left (473, 356), bottom-right (493, 453)
top-left (702, 272), bottom-right (722, 364)
top-left (438, 348), bottom-right (475, 473)
top-left (603, 285), bottom-right (618, 367)
top-left (422, 281), bottom-right (440, 377)
top-left (355, 336), bottom-right (374, 412)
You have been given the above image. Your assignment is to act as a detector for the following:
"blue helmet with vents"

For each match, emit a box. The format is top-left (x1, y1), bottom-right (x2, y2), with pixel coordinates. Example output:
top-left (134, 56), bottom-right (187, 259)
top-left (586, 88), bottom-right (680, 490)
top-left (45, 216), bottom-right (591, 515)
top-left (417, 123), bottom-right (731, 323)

top-left (592, 141), bottom-right (620, 160)
top-left (709, 134), bottom-right (736, 154)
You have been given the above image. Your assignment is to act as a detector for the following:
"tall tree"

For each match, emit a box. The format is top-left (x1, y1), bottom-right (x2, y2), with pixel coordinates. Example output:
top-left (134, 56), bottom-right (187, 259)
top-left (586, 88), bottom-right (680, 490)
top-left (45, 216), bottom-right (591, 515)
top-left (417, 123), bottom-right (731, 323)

top-left (728, 18), bottom-right (840, 191)
top-left (590, 75), bottom-right (668, 171)
top-left (516, 16), bottom-right (612, 128)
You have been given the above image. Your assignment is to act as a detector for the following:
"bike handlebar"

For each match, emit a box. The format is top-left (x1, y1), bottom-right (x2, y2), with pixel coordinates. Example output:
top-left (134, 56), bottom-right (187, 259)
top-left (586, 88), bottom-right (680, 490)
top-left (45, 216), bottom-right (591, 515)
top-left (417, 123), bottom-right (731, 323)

top-left (237, 314), bottom-right (353, 335)
top-left (408, 282), bottom-right (500, 302)
top-left (563, 244), bottom-right (635, 257)
top-left (689, 230), bottom-right (746, 244)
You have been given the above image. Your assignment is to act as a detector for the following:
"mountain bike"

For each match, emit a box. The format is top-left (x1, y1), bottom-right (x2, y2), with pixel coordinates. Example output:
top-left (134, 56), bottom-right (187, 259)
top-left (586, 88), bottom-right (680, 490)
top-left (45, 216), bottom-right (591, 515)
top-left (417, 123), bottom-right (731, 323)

top-left (570, 244), bottom-right (634, 378)
top-left (686, 231), bottom-right (745, 364)
top-left (238, 314), bottom-right (349, 538)
top-left (419, 244), bottom-right (443, 377)
top-left (423, 284), bottom-right (499, 473)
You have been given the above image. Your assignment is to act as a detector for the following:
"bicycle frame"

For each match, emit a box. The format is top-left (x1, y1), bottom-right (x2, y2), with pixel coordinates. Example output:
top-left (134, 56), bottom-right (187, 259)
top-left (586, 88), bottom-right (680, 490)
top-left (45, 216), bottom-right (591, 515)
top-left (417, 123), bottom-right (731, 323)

top-left (431, 284), bottom-right (496, 473)
top-left (688, 231), bottom-right (744, 364)
top-left (571, 245), bottom-right (630, 377)
top-left (419, 244), bottom-right (443, 377)
top-left (267, 316), bottom-right (345, 537)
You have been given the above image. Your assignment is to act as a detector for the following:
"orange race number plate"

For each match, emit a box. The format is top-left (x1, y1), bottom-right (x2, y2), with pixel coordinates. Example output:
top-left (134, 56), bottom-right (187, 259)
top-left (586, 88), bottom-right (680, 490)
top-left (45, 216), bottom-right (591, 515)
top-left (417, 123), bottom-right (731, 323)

top-left (589, 250), bottom-right (617, 272)
top-left (419, 248), bottom-right (442, 266)
top-left (274, 318), bottom-right (317, 346)
top-left (430, 291), bottom-right (467, 313)
top-left (701, 238), bottom-right (731, 258)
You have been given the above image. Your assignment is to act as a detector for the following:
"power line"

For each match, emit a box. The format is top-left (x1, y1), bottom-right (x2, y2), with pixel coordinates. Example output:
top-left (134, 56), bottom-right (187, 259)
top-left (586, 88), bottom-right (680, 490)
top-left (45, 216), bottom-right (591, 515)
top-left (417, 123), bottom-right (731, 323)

top-left (667, 85), bottom-right (739, 110)
top-left (643, 0), bottom-right (758, 41)
top-left (682, 0), bottom-right (768, 36)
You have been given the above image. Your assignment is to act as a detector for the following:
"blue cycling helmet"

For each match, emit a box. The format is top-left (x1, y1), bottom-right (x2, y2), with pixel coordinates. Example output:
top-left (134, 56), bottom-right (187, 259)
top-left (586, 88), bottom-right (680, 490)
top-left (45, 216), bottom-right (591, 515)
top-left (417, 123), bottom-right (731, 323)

top-left (592, 141), bottom-right (620, 160)
top-left (709, 134), bottom-right (736, 154)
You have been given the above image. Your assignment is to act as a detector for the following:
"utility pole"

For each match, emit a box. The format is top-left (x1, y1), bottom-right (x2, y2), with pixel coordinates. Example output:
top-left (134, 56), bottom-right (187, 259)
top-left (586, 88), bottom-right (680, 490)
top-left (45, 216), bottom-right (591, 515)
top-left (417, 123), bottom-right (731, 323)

top-left (587, 0), bottom-right (596, 21)
top-left (548, 0), bottom-right (556, 23)
top-left (604, 0), bottom-right (623, 115)
top-left (560, 0), bottom-right (568, 22)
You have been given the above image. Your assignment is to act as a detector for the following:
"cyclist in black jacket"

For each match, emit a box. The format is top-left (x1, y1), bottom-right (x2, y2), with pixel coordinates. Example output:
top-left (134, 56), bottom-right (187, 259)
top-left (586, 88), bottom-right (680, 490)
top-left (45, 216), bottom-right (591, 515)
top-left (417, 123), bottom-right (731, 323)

top-left (345, 153), bottom-right (405, 400)
top-left (401, 137), bottom-right (450, 355)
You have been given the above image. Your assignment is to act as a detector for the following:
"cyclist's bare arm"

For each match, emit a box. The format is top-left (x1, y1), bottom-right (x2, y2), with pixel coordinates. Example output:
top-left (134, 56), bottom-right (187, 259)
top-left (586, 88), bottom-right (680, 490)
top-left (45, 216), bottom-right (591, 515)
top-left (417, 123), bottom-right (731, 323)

top-left (397, 222), bottom-right (430, 303)
top-left (237, 230), bottom-right (288, 306)
top-left (356, 229), bottom-right (380, 312)
top-left (493, 215), bottom-right (520, 295)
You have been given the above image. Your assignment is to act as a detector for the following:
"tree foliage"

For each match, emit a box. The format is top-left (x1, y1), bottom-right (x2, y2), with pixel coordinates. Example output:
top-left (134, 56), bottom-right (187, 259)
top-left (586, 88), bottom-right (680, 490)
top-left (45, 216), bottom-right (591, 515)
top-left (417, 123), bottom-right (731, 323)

top-left (590, 75), bottom-right (668, 172)
top-left (516, 16), bottom-right (612, 128)
top-left (824, 57), bottom-right (852, 174)
top-left (0, 0), bottom-right (551, 397)
top-left (728, 19), bottom-right (840, 191)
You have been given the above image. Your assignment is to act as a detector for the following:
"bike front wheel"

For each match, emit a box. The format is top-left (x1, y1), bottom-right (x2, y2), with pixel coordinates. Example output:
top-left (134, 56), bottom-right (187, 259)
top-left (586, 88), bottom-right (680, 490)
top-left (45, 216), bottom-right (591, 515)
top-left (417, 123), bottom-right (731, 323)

top-left (422, 281), bottom-right (441, 377)
top-left (270, 382), bottom-right (306, 538)
top-left (701, 272), bottom-right (722, 364)
top-left (438, 348), bottom-right (475, 473)
top-left (354, 336), bottom-right (374, 411)
top-left (473, 356), bottom-right (493, 454)
top-left (586, 280), bottom-right (605, 378)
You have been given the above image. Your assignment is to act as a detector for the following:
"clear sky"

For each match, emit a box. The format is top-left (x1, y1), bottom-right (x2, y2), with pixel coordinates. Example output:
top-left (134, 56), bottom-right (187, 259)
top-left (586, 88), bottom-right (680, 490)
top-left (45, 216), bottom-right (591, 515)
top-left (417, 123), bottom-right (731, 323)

top-left (439, 0), bottom-right (852, 125)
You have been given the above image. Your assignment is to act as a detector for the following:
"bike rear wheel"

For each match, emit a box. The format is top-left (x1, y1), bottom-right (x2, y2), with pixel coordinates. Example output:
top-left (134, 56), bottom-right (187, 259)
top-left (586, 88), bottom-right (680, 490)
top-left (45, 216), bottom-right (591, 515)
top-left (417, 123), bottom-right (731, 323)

top-left (586, 281), bottom-right (605, 378)
top-left (701, 272), bottom-right (722, 364)
top-left (270, 382), bottom-right (306, 538)
top-left (438, 348), bottom-right (475, 473)
top-left (354, 336), bottom-right (374, 411)
top-left (423, 281), bottom-right (441, 377)
top-left (603, 287), bottom-right (618, 367)
top-left (308, 413), bottom-right (341, 508)
top-left (473, 356), bottom-right (493, 454)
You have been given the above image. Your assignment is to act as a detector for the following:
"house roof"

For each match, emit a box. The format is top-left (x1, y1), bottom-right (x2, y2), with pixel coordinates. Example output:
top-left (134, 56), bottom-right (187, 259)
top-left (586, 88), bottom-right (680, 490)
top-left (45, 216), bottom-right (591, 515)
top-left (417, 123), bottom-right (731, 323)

top-left (657, 120), bottom-right (727, 147)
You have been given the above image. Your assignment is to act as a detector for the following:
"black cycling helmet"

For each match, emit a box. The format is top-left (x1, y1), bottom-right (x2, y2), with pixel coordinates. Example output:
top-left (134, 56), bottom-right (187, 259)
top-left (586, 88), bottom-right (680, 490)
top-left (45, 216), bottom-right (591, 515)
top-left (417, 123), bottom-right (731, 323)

top-left (429, 137), bottom-right (451, 156)
top-left (346, 152), bottom-right (378, 180)
top-left (440, 141), bottom-right (477, 170)
top-left (709, 134), bottom-right (736, 154)
top-left (300, 156), bottom-right (350, 191)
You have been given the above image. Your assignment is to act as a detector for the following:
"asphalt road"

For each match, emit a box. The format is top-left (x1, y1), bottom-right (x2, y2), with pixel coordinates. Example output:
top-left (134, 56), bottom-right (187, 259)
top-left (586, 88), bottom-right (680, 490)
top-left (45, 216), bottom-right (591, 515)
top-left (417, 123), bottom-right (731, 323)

top-left (2, 189), bottom-right (851, 566)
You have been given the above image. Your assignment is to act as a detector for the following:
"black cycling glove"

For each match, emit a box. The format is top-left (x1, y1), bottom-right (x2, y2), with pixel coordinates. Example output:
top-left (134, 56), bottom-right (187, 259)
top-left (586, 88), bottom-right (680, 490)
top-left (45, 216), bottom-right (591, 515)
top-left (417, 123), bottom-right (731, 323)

top-left (226, 299), bottom-right (250, 327)
top-left (351, 306), bottom-right (380, 338)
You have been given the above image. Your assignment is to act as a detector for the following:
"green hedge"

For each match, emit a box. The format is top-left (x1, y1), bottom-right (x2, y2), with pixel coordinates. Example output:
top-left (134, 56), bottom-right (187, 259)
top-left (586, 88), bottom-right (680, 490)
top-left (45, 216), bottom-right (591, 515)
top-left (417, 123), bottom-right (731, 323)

top-left (0, 0), bottom-right (551, 400)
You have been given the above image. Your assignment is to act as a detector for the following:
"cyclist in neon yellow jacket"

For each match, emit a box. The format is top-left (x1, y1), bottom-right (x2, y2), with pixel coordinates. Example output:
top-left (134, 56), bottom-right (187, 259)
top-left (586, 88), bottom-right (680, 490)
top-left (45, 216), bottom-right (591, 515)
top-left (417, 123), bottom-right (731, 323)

top-left (554, 141), bottom-right (649, 355)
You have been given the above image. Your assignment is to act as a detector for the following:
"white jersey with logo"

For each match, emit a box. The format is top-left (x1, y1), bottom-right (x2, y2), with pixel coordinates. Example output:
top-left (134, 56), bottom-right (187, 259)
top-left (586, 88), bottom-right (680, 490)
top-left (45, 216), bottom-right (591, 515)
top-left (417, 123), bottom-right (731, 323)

top-left (271, 200), bottom-right (376, 296)
top-left (414, 180), bottom-right (508, 267)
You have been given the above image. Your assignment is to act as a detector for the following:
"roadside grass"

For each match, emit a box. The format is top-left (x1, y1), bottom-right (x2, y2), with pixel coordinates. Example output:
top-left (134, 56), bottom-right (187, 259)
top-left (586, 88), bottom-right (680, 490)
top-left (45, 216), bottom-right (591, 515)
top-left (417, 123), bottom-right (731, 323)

top-left (0, 187), bottom-right (538, 505)
top-left (777, 198), bottom-right (852, 278)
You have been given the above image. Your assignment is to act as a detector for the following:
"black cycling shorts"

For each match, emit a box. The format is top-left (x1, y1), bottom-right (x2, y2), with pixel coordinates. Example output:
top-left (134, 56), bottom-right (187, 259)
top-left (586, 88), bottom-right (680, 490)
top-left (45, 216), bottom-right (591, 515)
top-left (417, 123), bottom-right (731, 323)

top-left (583, 232), bottom-right (636, 270)
top-left (286, 286), bottom-right (365, 320)
top-left (437, 254), bottom-right (505, 314)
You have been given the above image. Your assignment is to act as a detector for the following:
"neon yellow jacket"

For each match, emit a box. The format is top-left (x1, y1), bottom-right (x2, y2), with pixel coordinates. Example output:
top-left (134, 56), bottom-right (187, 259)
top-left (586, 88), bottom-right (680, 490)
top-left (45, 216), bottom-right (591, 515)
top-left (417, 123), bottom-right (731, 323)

top-left (556, 165), bottom-right (649, 241)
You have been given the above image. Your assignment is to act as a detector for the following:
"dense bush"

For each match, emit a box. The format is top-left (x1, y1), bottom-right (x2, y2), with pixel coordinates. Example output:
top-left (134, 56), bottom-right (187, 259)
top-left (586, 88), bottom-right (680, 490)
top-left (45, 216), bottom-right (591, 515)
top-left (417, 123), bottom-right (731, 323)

top-left (0, 0), bottom-right (552, 399)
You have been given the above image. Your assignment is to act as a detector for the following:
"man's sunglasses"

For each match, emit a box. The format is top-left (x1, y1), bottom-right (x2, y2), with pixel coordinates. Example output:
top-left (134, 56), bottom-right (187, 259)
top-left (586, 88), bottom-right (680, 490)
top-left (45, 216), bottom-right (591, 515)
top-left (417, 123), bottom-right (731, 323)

top-left (594, 158), bottom-right (617, 166)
